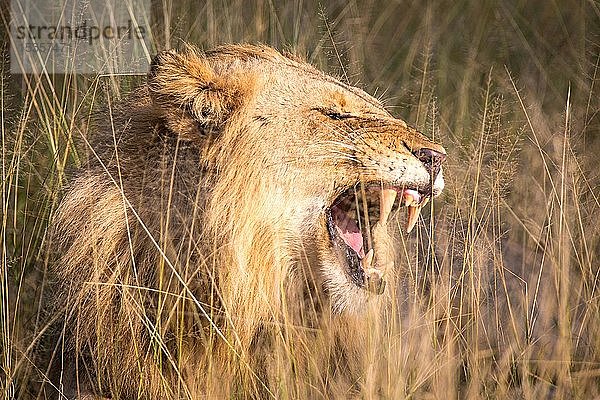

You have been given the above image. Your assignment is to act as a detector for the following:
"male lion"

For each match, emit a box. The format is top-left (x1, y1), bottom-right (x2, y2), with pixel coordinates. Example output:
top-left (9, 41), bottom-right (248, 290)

top-left (49, 44), bottom-right (445, 399)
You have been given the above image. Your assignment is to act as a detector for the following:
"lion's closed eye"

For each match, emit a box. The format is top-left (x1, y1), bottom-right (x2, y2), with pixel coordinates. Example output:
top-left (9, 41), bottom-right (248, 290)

top-left (312, 106), bottom-right (355, 120)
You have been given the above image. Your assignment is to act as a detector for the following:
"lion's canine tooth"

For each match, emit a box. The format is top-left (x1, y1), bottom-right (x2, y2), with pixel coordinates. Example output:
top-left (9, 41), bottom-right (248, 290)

top-left (405, 204), bottom-right (422, 233)
top-left (380, 189), bottom-right (397, 224)
top-left (363, 248), bottom-right (374, 269)
top-left (364, 247), bottom-right (383, 284)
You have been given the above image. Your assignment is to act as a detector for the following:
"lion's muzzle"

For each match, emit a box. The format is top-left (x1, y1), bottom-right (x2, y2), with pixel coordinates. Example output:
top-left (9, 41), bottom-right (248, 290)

top-left (325, 147), bottom-right (446, 295)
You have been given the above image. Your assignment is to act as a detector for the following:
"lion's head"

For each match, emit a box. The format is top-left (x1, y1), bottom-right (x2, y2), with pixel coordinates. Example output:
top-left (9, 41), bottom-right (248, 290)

top-left (51, 44), bottom-right (446, 398)
top-left (147, 44), bottom-right (445, 312)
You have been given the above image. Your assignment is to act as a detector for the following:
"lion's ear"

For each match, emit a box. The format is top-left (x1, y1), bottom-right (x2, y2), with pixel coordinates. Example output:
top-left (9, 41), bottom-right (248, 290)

top-left (148, 48), bottom-right (250, 139)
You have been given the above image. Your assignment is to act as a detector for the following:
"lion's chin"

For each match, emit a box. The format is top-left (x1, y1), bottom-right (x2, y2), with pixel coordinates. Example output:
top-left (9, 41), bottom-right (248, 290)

top-left (325, 183), bottom-right (432, 295)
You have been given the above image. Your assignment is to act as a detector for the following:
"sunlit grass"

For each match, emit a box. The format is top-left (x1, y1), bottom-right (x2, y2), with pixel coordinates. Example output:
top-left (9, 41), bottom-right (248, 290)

top-left (2, 1), bottom-right (600, 399)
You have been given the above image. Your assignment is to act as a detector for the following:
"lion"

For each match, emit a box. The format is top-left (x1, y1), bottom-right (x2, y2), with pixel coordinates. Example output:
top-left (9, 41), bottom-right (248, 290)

top-left (47, 44), bottom-right (446, 399)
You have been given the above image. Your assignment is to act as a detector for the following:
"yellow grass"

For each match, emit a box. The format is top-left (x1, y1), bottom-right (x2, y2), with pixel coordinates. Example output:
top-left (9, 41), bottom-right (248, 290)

top-left (2, 1), bottom-right (600, 398)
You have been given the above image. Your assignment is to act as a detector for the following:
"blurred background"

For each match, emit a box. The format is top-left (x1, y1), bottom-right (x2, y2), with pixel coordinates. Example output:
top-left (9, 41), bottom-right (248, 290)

top-left (2, 0), bottom-right (600, 398)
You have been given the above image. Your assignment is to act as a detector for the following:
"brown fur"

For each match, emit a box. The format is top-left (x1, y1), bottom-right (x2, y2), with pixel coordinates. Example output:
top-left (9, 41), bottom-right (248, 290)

top-left (49, 44), bottom-right (445, 399)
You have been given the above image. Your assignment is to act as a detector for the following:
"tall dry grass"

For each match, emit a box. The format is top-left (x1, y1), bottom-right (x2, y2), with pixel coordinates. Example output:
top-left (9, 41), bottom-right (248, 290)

top-left (2, 0), bottom-right (600, 398)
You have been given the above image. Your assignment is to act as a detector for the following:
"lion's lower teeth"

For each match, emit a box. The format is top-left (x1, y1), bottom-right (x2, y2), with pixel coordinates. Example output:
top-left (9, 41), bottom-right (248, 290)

top-left (362, 248), bottom-right (374, 266)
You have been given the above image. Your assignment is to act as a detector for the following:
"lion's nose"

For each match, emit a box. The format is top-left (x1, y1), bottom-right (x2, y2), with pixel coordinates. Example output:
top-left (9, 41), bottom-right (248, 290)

top-left (413, 148), bottom-right (446, 177)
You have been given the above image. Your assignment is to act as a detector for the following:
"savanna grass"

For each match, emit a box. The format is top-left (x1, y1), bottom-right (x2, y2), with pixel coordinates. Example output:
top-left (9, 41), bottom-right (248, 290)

top-left (2, 1), bottom-right (600, 398)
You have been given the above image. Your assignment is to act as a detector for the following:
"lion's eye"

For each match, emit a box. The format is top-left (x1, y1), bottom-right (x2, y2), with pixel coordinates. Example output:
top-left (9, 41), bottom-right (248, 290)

top-left (314, 107), bottom-right (354, 120)
top-left (326, 111), bottom-right (353, 120)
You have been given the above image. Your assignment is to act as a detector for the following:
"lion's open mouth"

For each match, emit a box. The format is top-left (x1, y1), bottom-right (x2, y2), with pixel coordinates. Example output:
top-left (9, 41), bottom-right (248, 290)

top-left (325, 185), bottom-right (430, 294)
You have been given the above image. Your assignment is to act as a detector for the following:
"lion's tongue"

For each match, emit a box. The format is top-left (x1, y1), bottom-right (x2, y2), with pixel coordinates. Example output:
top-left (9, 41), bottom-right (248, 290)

top-left (332, 205), bottom-right (365, 258)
